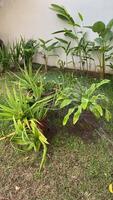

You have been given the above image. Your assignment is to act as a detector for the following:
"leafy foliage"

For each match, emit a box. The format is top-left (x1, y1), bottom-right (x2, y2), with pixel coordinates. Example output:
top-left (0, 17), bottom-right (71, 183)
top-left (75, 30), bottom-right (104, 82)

top-left (87, 19), bottom-right (113, 78)
top-left (12, 65), bottom-right (44, 99)
top-left (10, 40), bottom-right (22, 68)
top-left (0, 68), bottom-right (54, 171)
top-left (55, 37), bottom-right (74, 68)
top-left (51, 4), bottom-right (77, 26)
top-left (56, 79), bottom-right (111, 126)
top-left (39, 38), bottom-right (58, 71)
top-left (92, 21), bottom-right (105, 34)
top-left (21, 38), bottom-right (39, 66)
top-left (0, 46), bottom-right (11, 72)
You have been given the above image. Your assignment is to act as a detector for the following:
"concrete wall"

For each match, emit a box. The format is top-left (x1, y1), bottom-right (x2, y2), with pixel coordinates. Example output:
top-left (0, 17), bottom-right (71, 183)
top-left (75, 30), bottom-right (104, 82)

top-left (0, 0), bottom-right (113, 41)
top-left (0, 0), bottom-right (113, 70)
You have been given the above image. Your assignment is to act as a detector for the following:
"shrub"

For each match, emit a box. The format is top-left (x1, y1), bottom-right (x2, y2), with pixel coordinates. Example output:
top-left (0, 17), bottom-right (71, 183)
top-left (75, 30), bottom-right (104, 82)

top-left (0, 74), bottom-right (54, 171)
top-left (55, 79), bottom-right (111, 125)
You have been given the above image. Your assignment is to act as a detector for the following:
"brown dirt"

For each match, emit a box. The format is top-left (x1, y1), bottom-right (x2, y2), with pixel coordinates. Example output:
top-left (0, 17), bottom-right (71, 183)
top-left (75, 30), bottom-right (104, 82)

top-left (67, 111), bottom-right (100, 142)
top-left (44, 111), bottom-right (100, 144)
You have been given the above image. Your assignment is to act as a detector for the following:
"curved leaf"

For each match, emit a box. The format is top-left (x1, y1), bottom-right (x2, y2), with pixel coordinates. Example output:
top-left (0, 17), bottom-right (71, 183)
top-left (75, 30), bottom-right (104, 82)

top-left (107, 19), bottom-right (113, 30)
top-left (63, 107), bottom-right (75, 126)
top-left (73, 106), bottom-right (82, 124)
top-left (92, 21), bottom-right (105, 34)
top-left (78, 12), bottom-right (84, 22)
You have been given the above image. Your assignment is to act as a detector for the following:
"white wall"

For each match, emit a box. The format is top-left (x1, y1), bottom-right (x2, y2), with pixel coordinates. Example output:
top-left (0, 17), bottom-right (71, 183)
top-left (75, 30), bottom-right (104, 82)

top-left (0, 0), bottom-right (113, 41)
top-left (0, 0), bottom-right (113, 70)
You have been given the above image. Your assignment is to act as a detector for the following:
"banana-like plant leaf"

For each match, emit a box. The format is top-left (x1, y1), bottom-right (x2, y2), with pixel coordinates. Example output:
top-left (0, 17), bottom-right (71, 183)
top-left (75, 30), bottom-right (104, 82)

top-left (55, 37), bottom-right (68, 44)
top-left (107, 19), bottom-right (113, 30)
top-left (52, 29), bottom-right (72, 35)
top-left (51, 4), bottom-right (75, 26)
top-left (60, 99), bottom-right (72, 108)
top-left (73, 106), bottom-right (82, 124)
top-left (92, 21), bottom-right (105, 33)
top-left (63, 107), bottom-right (75, 126)
top-left (78, 12), bottom-right (84, 22)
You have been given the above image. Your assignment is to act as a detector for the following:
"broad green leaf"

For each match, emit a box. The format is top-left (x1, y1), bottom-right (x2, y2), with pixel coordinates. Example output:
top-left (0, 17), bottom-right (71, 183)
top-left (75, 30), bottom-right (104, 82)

top-left (89, 105), bottom-right (100, 118)
top-left (60, 99), bottom-right (72, 108)
top-left (63, 107), bottom-right (75, 126)
top-left (92, 21), bottom-right (105, 33)
top-left (55, 37), bottom-right (68, 44)
top-left (57, 14), bottom-right (69, 22)
top-left (64, 31), bottom-right (78, 40)
top-left (81, 97), bottom-right (89, 110)
top-left (51, 4), bottom-right (75, 26)
top-left (96, 79), bottom-right (110, 89)
top-left (94, 104), bottom-right (103, 116)
top-left (105, 109), bottom-right (112, 121)
top-left (73, 106), bottom-right (82, 124)
top-left (107, 19), bottom-right (113, 30)
top-left (78, 12), bottom-right (84, 21)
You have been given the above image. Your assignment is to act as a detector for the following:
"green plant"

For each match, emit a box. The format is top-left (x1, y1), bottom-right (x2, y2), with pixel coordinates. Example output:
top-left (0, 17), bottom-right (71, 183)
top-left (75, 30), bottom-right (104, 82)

top-left (55, 37), bottom-right (74, 68)
top-left (51, 4), bottom-right (96, 72)
top-left (21, 38), bottom-right (39, 66)
top-left (0, 45), bottom-right (11, 72)
top-left (51, 4), bottom-right (85, 70)
top-left (72, 33), bottom-right (94, 71)
top-left (56, 79), bottom-right (111, 126)
top-left (39, 39), bottom-right (58, 72)
top-left (51, 4), bottom-right (85, 41)
top-left (0, 83), bottom-right (54, 171)
top-left (87, 19), bottom-right (113, 78)
top-left (50, 4), bottom-right (80, 27)
top-left (12, 65), bottom-right (44, 99)
top-left (10, 40), bottom-right (22, 69)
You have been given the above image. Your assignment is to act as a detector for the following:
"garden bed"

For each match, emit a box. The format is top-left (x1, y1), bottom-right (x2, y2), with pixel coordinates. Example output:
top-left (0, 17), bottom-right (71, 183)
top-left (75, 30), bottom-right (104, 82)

top-left (0, 70), bottom-right (113, 200)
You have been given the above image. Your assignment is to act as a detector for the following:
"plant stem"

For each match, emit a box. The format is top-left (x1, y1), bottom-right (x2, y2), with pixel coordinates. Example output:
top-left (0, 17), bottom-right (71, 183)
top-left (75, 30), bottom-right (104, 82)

top-left (102, 52), bottom-right (105, 78)
top-left (72, 55), bottom-right (76, 70)
top-left (44, 55), bottom-right (48, 72)
top-left (65, 55), bottom-right (68, 68)
top-left (100, 52), bottom-right (105, 79)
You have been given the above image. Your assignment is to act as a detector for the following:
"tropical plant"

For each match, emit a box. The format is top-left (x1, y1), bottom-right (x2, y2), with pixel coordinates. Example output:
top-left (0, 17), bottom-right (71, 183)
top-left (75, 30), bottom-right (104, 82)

top-left (55, 79), bottom-right (111, 126)
top-left (87, 19), bottom-right (113, 78)
top-left (72, 33), bottom-right (94, 71)
top-left (55, 37), bottom-right (74, 68)
top-left (39, 39), bottom-right (58, 72)
top-left (51, 4), bottom-right (95, 71)
top-left (51, 4), bottom-right (84, 41)
top-left (21, 38), bottom-right (39, 66)
top-left (50, 4), bottom-right (80, 28)
top-left (0, 84), bottom-right (54, 171)
top-left (10, 40), bottom-right (22, 69)
top-left (12, 65), bottom-right (44, 99)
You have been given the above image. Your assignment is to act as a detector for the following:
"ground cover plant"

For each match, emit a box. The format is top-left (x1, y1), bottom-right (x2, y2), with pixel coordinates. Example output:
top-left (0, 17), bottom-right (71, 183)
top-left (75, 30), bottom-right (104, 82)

top-left (56, 79), bottom-right (111, 125)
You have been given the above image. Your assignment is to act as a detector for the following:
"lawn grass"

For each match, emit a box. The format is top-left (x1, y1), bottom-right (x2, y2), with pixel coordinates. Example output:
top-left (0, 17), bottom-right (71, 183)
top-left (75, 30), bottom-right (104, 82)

top-left (0, 69), bottom-right (113, 200)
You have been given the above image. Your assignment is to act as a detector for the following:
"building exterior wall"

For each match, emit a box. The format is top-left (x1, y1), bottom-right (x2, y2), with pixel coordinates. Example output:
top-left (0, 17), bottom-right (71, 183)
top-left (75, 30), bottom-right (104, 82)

top-left (0, 0), bottom-right (113, 70)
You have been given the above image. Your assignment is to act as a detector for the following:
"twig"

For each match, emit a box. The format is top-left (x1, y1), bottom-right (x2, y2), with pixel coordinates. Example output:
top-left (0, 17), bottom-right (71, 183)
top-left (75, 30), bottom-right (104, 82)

top-left (0, 132), bottom-right (15, 141)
